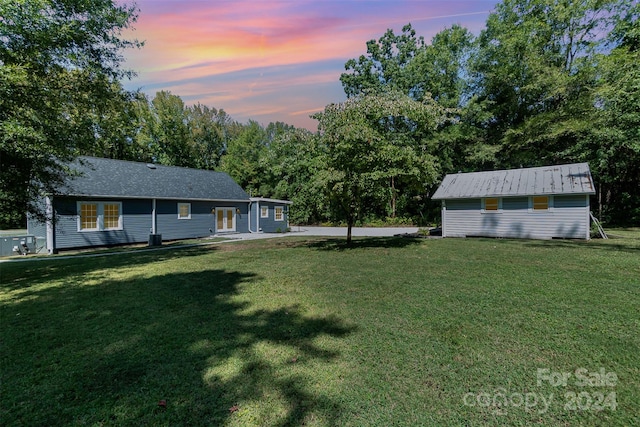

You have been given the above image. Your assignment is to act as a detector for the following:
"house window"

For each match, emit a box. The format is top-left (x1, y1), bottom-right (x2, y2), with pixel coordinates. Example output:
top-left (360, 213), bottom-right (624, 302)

top-left (78, 201), bottom-right (122, 231)
top-left (178, 203), bottom-right (191, 219)
top-left (79, 203), bottom-right (98, 230)
top-left (533, 196), bottom-right (549, 210)
top-left (261, 206), bottom-right (269, 218)
top-left (274, 206), bottom-right (284, 221)
top-left (103, 203), bottom-right (122, 229)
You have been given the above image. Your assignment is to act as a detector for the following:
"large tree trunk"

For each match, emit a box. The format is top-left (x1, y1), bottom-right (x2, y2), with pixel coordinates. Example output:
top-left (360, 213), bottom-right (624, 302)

top-left (346, 218), bottom-right (353, 245)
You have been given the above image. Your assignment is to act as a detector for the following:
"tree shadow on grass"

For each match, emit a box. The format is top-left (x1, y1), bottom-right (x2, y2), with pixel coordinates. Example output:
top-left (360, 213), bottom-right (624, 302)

top-left (1, 261), bottom-right (356, 425)
top-left (0, 245), bottom-right (220, 293)
top-left (519, 238), bottom-right (640, 254)
top-left (305, 236), bottom-right (424, 251)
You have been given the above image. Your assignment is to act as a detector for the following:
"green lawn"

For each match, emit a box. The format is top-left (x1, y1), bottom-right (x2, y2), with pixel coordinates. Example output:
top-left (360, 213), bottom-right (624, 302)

top-left (1, 233), bottom-right (639, 426)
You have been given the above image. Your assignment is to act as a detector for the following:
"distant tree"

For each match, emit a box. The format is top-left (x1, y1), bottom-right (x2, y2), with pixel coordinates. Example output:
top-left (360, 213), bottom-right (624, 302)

top-left (259, 128), bottom-right (328, 224)
top-left (341, 23), bottom-right (497, 180)
top-left (219, 120), bottom-right (267, 194)
top-left (340, 24), bottom-right (424, 98)
top-left (265, 121), bottom-right (295, 145)
top-left (408, 24), bottom-right (475, 107)
top-left (471, 0), bottom-right (639, 223)
top-left (472, 0), bottom-right (617, 165)
top-left (586, 3), bottom-right (640, 224)
top-left (187, 103), bottom-right (226, 170)
top-left (313, 91), bottom-right (447, 244)
top-left (0, 0), bottom-right (141, 228)
top-left (79, 88), bottom-right (149, 162)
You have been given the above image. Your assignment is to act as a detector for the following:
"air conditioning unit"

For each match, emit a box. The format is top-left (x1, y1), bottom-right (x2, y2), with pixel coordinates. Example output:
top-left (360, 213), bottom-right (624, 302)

top-left (1, 235), bottom-right (37, 256)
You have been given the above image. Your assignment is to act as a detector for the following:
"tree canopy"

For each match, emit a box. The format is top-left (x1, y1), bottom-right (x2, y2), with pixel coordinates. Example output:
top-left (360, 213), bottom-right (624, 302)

top-left (3, 0), bottom-right (638, 232)
top-left (0, 0), bottom-right (141, 227)
top-left (313, 91), bottom-right (447, 243)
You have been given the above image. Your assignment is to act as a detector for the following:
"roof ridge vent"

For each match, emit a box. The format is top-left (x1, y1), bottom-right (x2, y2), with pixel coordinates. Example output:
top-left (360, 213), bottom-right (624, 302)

top-left (146, 163), bottom-right (157, 169)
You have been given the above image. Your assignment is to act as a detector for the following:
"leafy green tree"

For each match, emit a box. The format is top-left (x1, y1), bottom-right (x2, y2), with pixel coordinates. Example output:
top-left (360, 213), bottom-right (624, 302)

top-left (411, 25), bottom-right (498, 176)
top-left (79, 88), bottom-right (149, 161)
top-left (472, 0), bottom-right (618, 165)
top-left (219, 120), bottom-right (267, 194)
top-left (587, 3), bottom-right (640, 224)
top-left (340, 24), bottom-right (424, 97)
top-left (341, 23), bottom-right (497, 180)
top-left (0, 0), bottom-right (140, 228)
top-left (259, 128), bottom-right (328, 225)
top-left (408, 24), bottom-right (475, 107)
top-left (146, 91), bottom-right (195, 167)
top-left (313, 91), bottom-right (446, 243)
top-left (187, 103), bottom-right (226, 170)
top-left (471, 0), bottom-right (639, 224)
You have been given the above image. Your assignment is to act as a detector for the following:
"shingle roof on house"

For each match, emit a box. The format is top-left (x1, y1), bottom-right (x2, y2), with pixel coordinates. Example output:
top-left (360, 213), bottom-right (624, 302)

top-left (432, 163), bottom-right (595, 200)
top-left (58, 156), bottom-right (250, 201)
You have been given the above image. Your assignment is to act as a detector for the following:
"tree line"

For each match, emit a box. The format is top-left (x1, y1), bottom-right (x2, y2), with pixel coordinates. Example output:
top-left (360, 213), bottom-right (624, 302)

top-left (2, 0), bottom-right (638, 235)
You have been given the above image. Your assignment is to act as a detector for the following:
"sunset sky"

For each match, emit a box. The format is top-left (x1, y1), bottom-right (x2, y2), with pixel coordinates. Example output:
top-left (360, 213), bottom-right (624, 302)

top-left (121, 0), bottom-right (500, 130)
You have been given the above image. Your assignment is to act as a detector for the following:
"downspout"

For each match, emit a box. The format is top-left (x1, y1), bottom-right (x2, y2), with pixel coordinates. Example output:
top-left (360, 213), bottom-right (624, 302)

top-left (256, 200), bottom-right (260, 233)
top-left (248, 200), bottom-right (254, 233)
top-left (441, 201), bottom-right (446, 237)
top-left (45, 196), bottom-right (54, 254)
top-left (151, 198), bottom-right (157, 234)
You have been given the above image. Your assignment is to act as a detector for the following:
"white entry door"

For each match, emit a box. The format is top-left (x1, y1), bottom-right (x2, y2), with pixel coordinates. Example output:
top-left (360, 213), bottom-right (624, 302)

top-left (216, 208), bottom-right (236, 232)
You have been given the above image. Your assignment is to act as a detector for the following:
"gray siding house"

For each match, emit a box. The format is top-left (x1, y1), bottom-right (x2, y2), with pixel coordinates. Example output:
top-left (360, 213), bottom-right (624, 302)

top-left (28, 157), bottom-right (254, 253)
top-left (432, 163), bottom-right (595, 240)
top-left (249, 197), bottom-right (293, 233)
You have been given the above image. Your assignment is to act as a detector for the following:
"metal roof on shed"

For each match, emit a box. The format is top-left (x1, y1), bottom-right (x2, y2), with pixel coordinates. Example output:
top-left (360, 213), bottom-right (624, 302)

top-left (57, 156), bottom-right (250, 201)
top-left (432, 163), bottom-right (595, 200)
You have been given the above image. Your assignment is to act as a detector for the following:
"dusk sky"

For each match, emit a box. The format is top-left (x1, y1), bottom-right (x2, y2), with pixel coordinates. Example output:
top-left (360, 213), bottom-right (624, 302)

top-left (121, 0), bottom-right (500, 130)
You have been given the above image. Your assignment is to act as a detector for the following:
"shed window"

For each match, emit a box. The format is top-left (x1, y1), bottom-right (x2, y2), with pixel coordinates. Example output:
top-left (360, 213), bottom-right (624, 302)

top-left (178, 203), bottom-right (191, 219)
top-left (533, 196), bottom-right (549, 210)
top-left (484, 198), bottom-right (499, 211)
top-left (261, 206), bottom-right (269, 218)
top-left (274, 206), bottom-right (284, 221)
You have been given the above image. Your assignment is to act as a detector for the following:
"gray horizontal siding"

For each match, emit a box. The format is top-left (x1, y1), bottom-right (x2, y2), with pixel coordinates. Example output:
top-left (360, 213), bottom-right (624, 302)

top-left (443, 195), bottom-right (589, 239)
top-left (256, 202), bottom-right (289, 233)
top-left (52, 198), bottom-right (152, 249)
top-left (156, 200), bottom-right (213, 240)
top-left (43, 197), bottom-right (252, 250)
top-left (156, 200), bottom-right (249, 239)
top-left (27, 216), bottom-right (46, 239)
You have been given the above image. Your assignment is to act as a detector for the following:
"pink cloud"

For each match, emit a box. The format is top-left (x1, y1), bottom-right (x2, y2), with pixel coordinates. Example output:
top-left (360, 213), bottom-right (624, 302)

top-left (121, 0), bottom-right (499, 129)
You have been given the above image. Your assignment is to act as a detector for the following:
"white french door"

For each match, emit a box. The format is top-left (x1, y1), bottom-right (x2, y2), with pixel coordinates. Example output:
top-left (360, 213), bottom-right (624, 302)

top-left (215, 208), bottom-right (236, 232)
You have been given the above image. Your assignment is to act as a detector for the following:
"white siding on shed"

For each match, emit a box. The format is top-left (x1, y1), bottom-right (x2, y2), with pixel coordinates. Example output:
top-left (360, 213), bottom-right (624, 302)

top-left (442, 195), bottom-right (589, 239)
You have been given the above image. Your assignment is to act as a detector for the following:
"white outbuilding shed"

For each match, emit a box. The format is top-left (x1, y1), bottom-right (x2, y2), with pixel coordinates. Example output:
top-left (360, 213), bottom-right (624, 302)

top-left (432, 163), bottom-right (596, 240)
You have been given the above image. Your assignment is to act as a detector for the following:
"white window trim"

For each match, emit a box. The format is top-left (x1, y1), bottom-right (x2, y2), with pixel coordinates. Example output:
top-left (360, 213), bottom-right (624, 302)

top-left (77, 201), bottom-right (123, 232)
top-left (260, 206), bottom-right (269, 218)
top-left (178, 202), bottom-right (192, 220)
top-left (529, 195), bottom-right (554, 213)
top-left (274, 206), bottom-right (284, 221)
top-left (481, 197), bottom-right (502, 213)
